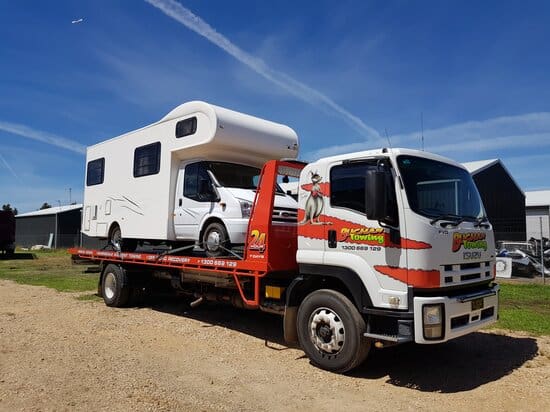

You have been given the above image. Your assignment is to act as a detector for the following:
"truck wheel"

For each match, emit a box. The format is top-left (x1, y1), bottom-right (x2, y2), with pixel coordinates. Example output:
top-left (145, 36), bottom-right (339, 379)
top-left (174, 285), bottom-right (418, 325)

top-left (202, 222), bottom-right (230, 257)
top-left (297, 289), bottom-right (371, 373)
top-left (101, 264), bottom-right (131, 307)
top-left (109, 225), bottom-right (137, 252)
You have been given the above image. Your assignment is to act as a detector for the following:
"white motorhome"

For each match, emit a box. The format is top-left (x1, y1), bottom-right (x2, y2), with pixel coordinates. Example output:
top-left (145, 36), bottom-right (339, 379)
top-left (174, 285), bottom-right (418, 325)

top-left (82, 101), bottom-right (299, 255)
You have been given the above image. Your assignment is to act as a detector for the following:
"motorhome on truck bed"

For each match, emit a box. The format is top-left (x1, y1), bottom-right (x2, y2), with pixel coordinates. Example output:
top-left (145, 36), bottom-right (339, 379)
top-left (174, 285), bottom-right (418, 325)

top-left (82, 101), bottom-right (299, 255)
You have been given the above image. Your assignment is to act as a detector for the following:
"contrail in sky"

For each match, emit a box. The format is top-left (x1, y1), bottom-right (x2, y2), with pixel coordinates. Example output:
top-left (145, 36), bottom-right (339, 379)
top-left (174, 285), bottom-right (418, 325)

top-left (144, 0), bottom-right (381, 140)
top-left (0, 152), bottom-right (19, 180)
top-left (0, 121), bottom-right (86, 154)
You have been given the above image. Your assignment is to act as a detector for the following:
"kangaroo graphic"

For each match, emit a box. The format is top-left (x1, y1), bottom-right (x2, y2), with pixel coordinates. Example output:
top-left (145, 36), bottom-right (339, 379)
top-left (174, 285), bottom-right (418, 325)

top-left (299, 171), bottom-right (331, 225)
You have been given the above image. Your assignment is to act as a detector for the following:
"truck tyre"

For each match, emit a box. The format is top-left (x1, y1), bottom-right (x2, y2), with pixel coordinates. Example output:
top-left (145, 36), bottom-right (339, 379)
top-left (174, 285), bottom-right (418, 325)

top-left (109, 225), bottom-right (137, 252)
top-left (297, 289), bottom-right (371, 373)
top-left (101, 264), bottom-right (131, 307)
top-left (202, 222), bottom-right (230, 257)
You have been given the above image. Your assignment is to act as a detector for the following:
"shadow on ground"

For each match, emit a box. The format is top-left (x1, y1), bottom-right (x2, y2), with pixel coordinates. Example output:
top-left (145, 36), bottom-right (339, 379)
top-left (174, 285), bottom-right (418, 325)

top-left (351, 332), bottom-right (538, 392)
top-left (134, 295), bottom-right (539, 392)
top-left (0, 253), bottom-right (36, 260)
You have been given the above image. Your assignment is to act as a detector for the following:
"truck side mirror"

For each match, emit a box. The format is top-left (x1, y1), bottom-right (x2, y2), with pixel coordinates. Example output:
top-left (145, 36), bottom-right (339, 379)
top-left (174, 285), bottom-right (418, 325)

top-left (365, 170), bottom-right (387, 221)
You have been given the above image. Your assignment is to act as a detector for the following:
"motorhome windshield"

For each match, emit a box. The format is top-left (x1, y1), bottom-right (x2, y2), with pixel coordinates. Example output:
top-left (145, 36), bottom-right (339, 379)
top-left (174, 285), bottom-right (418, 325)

top-left (208, 162), bottom-right (286, 194)
top-left (208, 162), bottom-right (260, 189)
top-left (396, 155), bottom-right (485, 221)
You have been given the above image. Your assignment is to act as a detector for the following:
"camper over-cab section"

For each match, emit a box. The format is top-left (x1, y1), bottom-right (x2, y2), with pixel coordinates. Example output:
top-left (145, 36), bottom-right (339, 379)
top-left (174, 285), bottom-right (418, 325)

top-left (82, 101), bottom-right (299, 253)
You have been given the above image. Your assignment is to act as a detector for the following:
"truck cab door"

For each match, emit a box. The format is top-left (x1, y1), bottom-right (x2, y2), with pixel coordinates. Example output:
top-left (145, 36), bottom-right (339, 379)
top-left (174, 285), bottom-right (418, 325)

top-left (174, 162), bottom-right (218, 240)
top-left (321, 159), bottom-right (409, 309)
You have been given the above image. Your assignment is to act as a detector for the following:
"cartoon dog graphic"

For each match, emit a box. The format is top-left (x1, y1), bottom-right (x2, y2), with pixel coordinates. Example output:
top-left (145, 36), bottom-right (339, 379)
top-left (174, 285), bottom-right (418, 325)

top-left (299, 171), bottom-right (331, 225)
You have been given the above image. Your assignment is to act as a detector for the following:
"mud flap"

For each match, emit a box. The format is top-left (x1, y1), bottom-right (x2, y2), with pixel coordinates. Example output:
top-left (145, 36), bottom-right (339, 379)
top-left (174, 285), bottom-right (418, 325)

top-left (283, 306), bottom-right (298, 343)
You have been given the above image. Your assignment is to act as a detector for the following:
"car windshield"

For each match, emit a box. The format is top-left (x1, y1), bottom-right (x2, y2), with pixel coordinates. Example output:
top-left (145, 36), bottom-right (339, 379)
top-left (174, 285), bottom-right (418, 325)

top-left (396, 155), bottom-right (486, 220)
top-left (207, 162), bottom-right (284, 193)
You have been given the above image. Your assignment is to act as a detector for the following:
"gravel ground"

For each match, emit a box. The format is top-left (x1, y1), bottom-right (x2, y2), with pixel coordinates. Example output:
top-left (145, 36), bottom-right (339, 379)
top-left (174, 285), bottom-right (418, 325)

top-left (1, 279), bottom-right (549, 412)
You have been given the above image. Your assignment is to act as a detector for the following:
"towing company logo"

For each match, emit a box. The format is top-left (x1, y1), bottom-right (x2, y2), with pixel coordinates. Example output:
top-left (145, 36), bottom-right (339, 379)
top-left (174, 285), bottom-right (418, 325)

top-left (341, 227), bottom-right (385, 245)
top-left (248, 229), bottom-right (266, 253)
top-left (452, 232), bottom-right (487, 252)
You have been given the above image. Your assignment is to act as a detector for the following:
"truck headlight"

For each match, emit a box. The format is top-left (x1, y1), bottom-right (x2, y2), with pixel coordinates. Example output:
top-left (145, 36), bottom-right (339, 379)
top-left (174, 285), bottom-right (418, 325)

top-left (422, 304), bottom-right (444, 340)
top-left (238, 199), bottom-right (253, 218)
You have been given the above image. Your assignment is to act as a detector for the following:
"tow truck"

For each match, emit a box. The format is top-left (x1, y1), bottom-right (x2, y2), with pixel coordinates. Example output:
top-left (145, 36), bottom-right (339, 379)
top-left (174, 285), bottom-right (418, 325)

top-left (70, 149), bottom-right (499, 373)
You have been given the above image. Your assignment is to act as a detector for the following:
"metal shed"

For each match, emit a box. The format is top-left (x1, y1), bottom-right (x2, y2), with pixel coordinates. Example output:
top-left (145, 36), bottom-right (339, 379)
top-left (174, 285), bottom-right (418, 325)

top-left (525, 191), bottom-right (550, 239)
top-left (15, 204), bottom-right (82, 248)
top-left (247, 159), bottom-right (528, 242)
top-left (462, 159), bottom-right (526, 242)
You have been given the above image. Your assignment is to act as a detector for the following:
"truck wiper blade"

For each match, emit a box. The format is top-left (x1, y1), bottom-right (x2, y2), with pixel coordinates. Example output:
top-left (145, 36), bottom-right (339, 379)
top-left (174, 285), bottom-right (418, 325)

top-left (474, 217), bottom-right (490, 227)
top-left (430, 214), bottom-right (464, 226)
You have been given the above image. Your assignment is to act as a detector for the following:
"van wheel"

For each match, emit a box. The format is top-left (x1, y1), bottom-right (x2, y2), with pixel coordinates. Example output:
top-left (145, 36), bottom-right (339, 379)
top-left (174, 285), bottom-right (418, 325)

top-left (297, 289), bottom-right (371, 373)
top-left (109, 225), bottom-right (137, 252)
top-left (202, 222), bottom-right (230, 257)
top-left (101, 264), bottom-right (131, 307)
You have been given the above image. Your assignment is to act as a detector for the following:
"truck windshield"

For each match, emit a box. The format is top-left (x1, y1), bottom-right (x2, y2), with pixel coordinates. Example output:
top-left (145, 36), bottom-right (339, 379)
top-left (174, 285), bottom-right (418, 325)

top-left (207, 162), bottom-right (285, 194)
top-left (396, 155), bottom-right (486, 221)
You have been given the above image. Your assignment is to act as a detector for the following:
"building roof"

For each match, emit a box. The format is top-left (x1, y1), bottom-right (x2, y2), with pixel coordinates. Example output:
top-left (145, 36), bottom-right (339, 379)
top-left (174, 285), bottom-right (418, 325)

top-left (462, 159), bottom-right (524, 196)
top-left (462, 159), bottom-right (499, 174)
top-left (16, 204), bottom-right (82, 218)
top-left (526, 191), bottom-right (550, 207)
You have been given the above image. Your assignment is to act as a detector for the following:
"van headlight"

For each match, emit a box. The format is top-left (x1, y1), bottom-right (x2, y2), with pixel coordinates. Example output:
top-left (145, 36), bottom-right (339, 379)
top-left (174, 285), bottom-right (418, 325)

top-left (422, 304), bottom-right (444, 340)
top-left (238, 199), bottom-right (253, 218)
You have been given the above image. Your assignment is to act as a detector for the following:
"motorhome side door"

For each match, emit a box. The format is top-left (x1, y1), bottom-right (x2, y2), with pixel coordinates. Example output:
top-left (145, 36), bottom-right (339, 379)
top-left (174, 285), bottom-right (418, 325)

top-left (174, 162), bottom-right (218, 240)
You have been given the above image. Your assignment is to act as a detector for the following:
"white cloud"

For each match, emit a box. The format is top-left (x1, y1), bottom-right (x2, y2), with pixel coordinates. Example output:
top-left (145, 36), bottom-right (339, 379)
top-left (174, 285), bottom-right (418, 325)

top-left (144, 0), bottom-right (380, 140)
top-left (0, 152), bottom-right (19, 180)
top-left (0, 121), bottom-right (86, 154)
top-left (305, 112), bottom-right (550, 160)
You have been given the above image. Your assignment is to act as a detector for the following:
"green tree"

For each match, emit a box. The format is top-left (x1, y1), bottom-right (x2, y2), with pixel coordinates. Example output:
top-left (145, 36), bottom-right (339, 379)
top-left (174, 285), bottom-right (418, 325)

top-left (40, 202), bottom-right (52, 210)
top-left (2, 204), bottom-right (18, 215)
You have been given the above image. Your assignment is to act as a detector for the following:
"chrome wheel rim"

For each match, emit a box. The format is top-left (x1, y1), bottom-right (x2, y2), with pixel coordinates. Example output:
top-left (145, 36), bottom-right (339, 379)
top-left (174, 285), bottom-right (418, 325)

top-left (206, 230), bottom-right (221, 252)
top-left (309, 307), bottom-right (345, 354)
top-left (104, 272), bottom-right (116, 300)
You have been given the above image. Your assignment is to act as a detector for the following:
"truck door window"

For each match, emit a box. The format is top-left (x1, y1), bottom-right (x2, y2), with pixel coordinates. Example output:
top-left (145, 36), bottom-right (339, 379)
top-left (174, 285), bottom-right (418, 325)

top-left (330, 161), bottom-right (398, 224)
top-left (184, 162), bottom-right (217, 202)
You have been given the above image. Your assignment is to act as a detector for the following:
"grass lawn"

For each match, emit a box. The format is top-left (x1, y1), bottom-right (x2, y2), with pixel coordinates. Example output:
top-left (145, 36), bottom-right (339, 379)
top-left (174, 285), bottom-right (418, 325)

top-left (1, 250), bottom-right (550, 336)
top-left (490, 281), bottom-right (550, 336)
top-left (0, 249), bottom-right (99, 293)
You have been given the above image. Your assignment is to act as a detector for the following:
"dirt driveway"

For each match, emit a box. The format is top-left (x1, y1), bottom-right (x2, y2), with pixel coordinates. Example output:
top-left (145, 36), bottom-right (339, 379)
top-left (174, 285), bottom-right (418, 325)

top-left (1, 280), bottom-right (549, 411)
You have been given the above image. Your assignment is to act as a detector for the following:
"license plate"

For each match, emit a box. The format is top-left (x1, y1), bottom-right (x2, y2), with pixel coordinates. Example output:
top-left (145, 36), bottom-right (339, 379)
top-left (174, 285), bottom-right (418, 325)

top-left (471, 298), bottom-right (484, 311)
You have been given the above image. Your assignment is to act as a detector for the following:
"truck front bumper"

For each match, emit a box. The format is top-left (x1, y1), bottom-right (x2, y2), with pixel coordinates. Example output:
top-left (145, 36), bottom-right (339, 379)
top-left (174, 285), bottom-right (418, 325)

top-left (413, 284), bottom-right (500, 344)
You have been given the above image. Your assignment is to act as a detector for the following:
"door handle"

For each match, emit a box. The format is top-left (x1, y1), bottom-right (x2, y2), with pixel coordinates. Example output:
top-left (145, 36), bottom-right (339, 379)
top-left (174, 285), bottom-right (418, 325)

top-left (328, 230), bottom-right (337, 248)
top-left (179, 198), bottom-right (182, 207)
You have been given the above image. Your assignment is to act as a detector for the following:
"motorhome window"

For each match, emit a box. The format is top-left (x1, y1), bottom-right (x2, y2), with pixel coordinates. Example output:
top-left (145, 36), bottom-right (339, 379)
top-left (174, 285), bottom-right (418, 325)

top-left (184, 163), bottom-right (199, 199)
top-left (134, 142), bottom-right (161, 177)
top-left (176, 117), bottom-right (197, 138)
top-left (86, 158), bottom-right (105, 186)
top-left (184, 162), bottom-right (216, 201)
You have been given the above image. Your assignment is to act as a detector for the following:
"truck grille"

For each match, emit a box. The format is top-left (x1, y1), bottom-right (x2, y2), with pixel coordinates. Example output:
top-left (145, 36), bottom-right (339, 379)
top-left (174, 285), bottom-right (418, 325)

top-left (442, 261), bottom-right (493, 285)
top-left (272, 207), bottom-right (298, 223)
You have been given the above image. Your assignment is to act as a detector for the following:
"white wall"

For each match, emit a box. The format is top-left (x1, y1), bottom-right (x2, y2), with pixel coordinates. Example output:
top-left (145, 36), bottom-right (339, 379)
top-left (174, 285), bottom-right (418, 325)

top-left (526, 207), bottom-right (550, 239)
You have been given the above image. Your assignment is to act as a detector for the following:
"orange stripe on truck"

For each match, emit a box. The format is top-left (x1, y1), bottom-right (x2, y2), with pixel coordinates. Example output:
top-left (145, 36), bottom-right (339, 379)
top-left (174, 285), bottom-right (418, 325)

top-left (374, 265), bottom-right (440, 288)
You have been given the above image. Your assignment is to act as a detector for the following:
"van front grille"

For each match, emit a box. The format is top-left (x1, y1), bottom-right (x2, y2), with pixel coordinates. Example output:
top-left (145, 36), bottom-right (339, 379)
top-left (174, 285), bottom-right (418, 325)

top-left (272, 207), bottom-right (298, 223)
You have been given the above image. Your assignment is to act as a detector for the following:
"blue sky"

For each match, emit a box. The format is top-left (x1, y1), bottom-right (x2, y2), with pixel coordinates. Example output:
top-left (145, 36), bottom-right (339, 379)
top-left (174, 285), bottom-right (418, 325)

top-left (1, 0), bottom-right (550, 213)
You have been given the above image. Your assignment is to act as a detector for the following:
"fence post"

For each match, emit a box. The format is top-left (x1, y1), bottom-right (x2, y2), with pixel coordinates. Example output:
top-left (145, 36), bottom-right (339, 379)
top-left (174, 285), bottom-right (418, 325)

top-left (540, 217), bottom-right (546, 284)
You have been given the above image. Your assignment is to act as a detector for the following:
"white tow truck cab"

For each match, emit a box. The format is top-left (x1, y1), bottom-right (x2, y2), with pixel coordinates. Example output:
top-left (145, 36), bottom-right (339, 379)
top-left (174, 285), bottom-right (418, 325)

top-left (82, 101), bottom-right (299, 255)
top-left (293, 147), bottom-right (498, 348)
